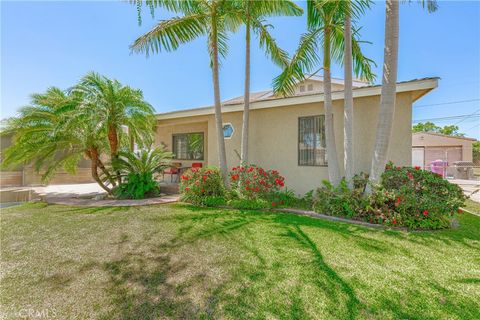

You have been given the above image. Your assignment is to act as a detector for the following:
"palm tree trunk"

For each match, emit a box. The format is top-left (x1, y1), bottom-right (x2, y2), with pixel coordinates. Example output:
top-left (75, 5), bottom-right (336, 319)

top-left (367, 0), bottom-right (399, 193)
top-left (323, 26), bottom-right (341, 186)
top-left (108, 124), bottom-right (122, 185)
top-left (343, 6), bottom-right (354, 187)
top-left (211, 12), bottom-right (230, 188)
top-left (87, 149), bottom-right (112, 195)
top-left (240, 18), bottom-right (251, 165)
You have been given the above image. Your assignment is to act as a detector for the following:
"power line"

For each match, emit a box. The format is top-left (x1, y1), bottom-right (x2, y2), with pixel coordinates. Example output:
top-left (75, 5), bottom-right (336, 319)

top-left (454, 108), bottom-right (480, 125)
top-left (412, 113), bottom-right (480, 123)
top-left (414, 98), bottom-right (480, 108)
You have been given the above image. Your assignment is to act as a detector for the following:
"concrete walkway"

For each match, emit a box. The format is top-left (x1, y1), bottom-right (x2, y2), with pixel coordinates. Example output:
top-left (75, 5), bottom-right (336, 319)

top-left (449, 179), bottom-right (480, 203)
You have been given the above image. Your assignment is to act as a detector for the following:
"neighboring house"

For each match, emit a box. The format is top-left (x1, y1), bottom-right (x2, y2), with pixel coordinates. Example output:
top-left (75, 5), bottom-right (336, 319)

top-left (155, 77), bottom-right (438, 194)
top-left (412, 132), bottom-right (476, 172)
top-left (0, 134), bottom-right (94, 187)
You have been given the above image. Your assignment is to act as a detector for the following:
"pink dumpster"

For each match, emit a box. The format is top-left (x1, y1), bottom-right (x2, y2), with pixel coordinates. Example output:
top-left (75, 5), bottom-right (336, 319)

top-left (430, 159), bottom-right (447, 177)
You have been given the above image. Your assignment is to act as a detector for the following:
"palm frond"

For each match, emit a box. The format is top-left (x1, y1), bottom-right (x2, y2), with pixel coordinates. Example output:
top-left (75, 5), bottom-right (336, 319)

top-left (272, 28), bottom-right (322, 96)
top-left (131, 14), bottom-right (208, 56)
top-left (251, 19), bottom-right (289, 68)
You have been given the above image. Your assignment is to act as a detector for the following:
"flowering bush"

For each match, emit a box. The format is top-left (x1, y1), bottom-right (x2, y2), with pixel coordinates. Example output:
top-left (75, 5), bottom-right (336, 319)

top-left (313, 164), bottom-right (466, 230)
top-left (367, 164), bottom-right (466, 229)
top-left (230, 164), bottom-right (285, 200)
top-left (179, 167), bottom-right (224, 205)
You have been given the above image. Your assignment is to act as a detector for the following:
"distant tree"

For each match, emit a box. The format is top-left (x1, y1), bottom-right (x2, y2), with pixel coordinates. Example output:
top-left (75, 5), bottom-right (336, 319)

top-left (412, 122), bottom-right (465, 137)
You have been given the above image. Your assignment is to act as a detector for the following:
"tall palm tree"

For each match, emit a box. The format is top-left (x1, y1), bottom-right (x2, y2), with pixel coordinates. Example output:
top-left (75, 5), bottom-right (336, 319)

top-left (238, 0), bottom-right (302, 164)
top-left (130, 0), bottom-right (242, 188)
top-left (72, 72), bottom-right (155, 160)
top-left (343, 0), bottom-right (372, 187)
top-left (367, 0), bottom-right (437, 191)
top-left (343, 1), bottom-right (354, 187)
top-left (273, 0), bottom-right (374, 186)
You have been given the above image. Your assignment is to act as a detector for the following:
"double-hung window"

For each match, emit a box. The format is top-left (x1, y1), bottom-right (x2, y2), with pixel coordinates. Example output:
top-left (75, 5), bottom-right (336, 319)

top-left (172, 133), bottom-right (204, 160)
top-left (298, 116), bottom-right (327, 166)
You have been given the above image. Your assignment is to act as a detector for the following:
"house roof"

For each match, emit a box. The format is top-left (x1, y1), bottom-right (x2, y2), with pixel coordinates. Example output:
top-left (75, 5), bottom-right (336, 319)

top-left (156, 77), bottom-right (439, 120)
top-left (412, 131), bottom-right (477, 142)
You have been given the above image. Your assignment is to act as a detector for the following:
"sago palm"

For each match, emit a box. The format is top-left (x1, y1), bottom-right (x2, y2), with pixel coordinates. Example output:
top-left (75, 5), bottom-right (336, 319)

top-left (130, 0), bottom-right (242, 188)
top-left (237, 0), bottom-right (303, 164)
top-left (112, 147), bottom-right (173, 178)
top-left (273, 0), bottom-right (374, 186)
top-left (367, 0), bottom-right (438, 192)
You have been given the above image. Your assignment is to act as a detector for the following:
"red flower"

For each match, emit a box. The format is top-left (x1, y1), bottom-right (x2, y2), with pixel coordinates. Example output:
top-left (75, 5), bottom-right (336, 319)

top-left (231, 174), bottom-right (239, 181)
top-left (458, 208), bottom-right (463, 214)
top-left (397, 166), bottom-right (401, 170)
top-left (275, 178), bottom-right (284, 187)
top-left (201, 189), bottom-right (205, 193)
top-left (393, 218), bottom-right (397, 225)
top-left (232, 167), bottom-right (237, 171)
top-left (185, 187), bottom-right (190, 191)
top-left (248, 167), bottom-right (254, 172)
top-left (272, 202), bottom-right (276, 207)
top-left (414, 166), bottom-right (421, 170)
top-left (202, 175), bottom-right (208, 181)
top-left (407, 172), bottom-right (414, 180)
top-left (181, 175), bottom-right (189, 181)
top-left (395, 197), bottom-right (401, 207)
top-left (423, 210), bottom-right (429, 217)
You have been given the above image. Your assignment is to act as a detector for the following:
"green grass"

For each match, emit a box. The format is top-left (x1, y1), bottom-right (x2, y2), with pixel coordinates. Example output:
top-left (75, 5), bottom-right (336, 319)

top-left (1, 201), bottom-right (479, 319)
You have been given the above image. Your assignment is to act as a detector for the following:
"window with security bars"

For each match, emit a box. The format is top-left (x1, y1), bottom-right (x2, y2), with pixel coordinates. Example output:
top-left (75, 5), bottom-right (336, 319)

top-left (298, 116), bottom-right (327, 166)
top-left (172, 133), bottom-right (204, 160)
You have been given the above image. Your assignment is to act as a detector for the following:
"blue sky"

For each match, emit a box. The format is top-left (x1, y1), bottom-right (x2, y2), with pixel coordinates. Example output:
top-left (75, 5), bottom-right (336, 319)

top-left (1, 1), bottom-right (479, 139)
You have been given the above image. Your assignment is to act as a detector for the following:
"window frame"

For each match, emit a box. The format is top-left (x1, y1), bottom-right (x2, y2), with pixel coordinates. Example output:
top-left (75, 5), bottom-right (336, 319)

top-left (172, 132), bottom-right (205, 160)
top-left (298, 115), bottom-right (328, 167)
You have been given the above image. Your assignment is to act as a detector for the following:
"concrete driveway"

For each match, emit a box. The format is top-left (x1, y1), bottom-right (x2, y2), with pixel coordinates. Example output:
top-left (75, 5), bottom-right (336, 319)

top-left (449, 179), bottom-right (480, 203)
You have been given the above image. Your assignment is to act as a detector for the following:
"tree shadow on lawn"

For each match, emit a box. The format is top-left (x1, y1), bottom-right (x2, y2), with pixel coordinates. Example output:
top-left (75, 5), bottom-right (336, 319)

top-left (45, 204), bottom-right (478, 319)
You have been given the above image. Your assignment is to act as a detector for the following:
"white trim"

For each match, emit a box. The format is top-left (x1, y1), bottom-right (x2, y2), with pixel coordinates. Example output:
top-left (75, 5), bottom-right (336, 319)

top-left (156, 78), bottom-right (438, 120)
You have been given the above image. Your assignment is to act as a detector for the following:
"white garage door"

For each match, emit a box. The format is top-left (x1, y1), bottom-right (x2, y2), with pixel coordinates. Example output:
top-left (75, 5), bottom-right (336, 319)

top-left (412, 147), bottom-right (425, 169)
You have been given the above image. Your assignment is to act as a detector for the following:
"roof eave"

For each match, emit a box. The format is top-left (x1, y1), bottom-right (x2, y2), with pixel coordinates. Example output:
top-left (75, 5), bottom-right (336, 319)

top-left (156, 78), bottom-right (439, 120)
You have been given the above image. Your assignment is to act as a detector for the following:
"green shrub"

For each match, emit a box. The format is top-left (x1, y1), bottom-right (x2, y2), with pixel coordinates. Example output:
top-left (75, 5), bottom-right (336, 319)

top-left (313, 180), bottom-right (367, 218)
top-left (179, 167), bottom-right (224, 205)
top-left (202, 196), bottom-right (227, 207)
top-left (312, 163), bottom-right (466, 230)
top-left (113, 172), bottom-right (159, 199)
top-left (368, 164), bottom-right (467, 229)
top-left (228, 198), bottom-right (270, 210)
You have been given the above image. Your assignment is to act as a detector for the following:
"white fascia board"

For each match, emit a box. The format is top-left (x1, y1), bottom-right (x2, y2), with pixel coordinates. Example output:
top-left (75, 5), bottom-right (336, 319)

top-left (156, 78), bottom-right (438, 120)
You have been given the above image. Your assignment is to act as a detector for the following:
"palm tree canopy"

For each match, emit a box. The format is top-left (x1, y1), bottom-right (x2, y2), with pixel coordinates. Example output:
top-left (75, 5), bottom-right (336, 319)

top-left (72, 72), bottom-right (156, 150)
top-left (130, 0), bottom-right (243, 67)
top-left (273, 0), bottom-right (376, 96)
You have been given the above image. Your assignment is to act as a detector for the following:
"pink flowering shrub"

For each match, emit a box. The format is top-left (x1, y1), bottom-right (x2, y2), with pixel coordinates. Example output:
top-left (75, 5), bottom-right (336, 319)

top-left (314, 163), bottom-right (466, 230)
top-left (230, 164), bottom-right (285, 201)
top-left (179, 167), bottom-right (224, 205)
top-left (368, 163), bottom-right (466, 229)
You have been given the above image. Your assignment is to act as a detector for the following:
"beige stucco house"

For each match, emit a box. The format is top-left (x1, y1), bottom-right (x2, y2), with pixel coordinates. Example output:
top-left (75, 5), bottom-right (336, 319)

top-left (155, 76), bottom-right (438, 194)
top-left (412, 132), bottom-right (476, 170)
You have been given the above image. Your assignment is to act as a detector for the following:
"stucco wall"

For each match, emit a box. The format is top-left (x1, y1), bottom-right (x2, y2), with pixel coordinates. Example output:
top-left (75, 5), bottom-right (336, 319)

top-left (156, 91), bottom-right (413, 195)
top-left (412, 133), bottom-right (474, 162)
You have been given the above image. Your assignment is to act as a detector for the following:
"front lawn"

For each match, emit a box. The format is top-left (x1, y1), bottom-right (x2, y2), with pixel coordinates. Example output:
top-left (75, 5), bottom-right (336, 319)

top-left (1, 201), bottom-right (479, 319)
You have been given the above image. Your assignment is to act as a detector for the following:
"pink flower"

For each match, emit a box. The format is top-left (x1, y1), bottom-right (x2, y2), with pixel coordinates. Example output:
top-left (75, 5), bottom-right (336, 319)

top-left (395, 197), bottom-right (401, 207)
